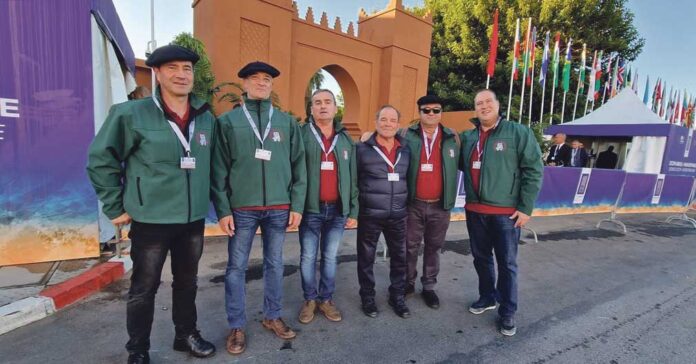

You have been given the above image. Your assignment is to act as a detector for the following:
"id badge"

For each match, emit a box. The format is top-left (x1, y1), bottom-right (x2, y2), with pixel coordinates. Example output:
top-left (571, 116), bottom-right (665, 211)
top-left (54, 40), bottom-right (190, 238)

top-left (421, 163), bottom-right (434, 172)
top-left (180, 157), bottom-right (196, 169)
top-left (387, 173), bottom-right (400, 182)
top-left (255, 148), bottom-right (272, 161)
top-left (472, 161), bottom-right (482, 170)
top-left (321, 161), bottom-right (335, 170)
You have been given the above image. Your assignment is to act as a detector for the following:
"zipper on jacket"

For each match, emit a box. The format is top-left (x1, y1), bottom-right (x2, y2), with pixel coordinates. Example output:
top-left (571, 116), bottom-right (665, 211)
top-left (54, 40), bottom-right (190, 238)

top-left (477, 122), bottom-right (502, 202)
top-left (186, 169), bottom-right (192, 222)
top-left (136, 177), bottom-right (144, 206)
top-left (257, 100), bottom-right (267, 206)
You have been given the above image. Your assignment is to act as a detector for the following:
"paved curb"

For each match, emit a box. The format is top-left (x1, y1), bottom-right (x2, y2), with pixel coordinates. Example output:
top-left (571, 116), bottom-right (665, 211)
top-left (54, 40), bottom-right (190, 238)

top-left (0, 254), bottom-right (131, 335)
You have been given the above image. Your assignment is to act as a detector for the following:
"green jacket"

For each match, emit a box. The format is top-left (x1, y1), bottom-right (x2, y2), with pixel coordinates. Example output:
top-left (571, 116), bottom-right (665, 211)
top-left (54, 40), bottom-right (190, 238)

top-left (459, 118), bottom-right (543, 215)
top-left (402, 123), bottom-right (461, 210)
top-left (300, 120), bottom-right (358, 219)
top-left (86, 89), bottom-right (216, 224)
top-left (211, 96), bottom-right (307, 217)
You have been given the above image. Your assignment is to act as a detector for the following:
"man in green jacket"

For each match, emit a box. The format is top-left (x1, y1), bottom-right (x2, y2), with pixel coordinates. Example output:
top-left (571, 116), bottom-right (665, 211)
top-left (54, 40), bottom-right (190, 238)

top-left (211, 61), bottom-right (307, 355)
top-left (402, 94), bottom-right (460, 309)
top-left (297, 89), bottom-right (358, 324)
top-left (459, 89), bottom-right (543, 337)
top-left (87, 45), bottom-right (216, 363)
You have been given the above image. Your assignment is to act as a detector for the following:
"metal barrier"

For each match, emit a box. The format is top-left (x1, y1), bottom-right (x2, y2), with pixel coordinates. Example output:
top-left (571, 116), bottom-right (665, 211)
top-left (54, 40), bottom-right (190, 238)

top-left (665, 179), bottom-right (696, 229)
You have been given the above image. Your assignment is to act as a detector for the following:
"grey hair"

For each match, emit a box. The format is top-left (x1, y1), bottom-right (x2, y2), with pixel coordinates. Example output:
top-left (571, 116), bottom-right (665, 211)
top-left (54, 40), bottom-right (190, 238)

top-left (311, 88), bottom-right (337, 104)
top-left (375, 104), bottom-right (400, 120)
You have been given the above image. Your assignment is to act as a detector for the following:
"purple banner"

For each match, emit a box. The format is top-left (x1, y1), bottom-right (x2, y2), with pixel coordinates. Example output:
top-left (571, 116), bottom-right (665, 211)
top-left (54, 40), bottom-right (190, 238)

top-left (661, 125), bottom-right (696, 177)
top-left (617, 173), bottom-right (694, 213)
top-left (0, 0), bottom-right (98, 265)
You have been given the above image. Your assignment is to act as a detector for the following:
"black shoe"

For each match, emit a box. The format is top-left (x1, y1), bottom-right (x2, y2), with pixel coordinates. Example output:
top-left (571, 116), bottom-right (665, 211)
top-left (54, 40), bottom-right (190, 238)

top-left (468, 298), bottom-right (497, 314)
top-left (173, 330), bottom-right (216, 358)
top-left (127, 352), bottom-right (149, 364)
top-left (361, 298), bottom-right (378, 318)
top-left (422, 290), bottom-right (440, 309)
top-left (388, 296), bottom-right (411, 318)
top-left (405, 284), bottom-right (415, 298)
top-left (499, 316), bottom-right (517, 336)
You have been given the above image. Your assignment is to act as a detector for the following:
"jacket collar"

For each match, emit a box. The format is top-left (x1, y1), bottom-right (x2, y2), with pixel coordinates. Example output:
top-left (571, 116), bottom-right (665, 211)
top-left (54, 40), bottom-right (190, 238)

top-left (470, 116), bottom-right (503, 132)
top-left (242, 93), bottom-right (272, 113)
top-left (309, 117), bottom-right (346, 134)
top-left (365, 132), bottom-right (405, 148)
top-left (153, 86), bottom-right (210, 116)
top-left (408, 122), bottom-right (455, 137)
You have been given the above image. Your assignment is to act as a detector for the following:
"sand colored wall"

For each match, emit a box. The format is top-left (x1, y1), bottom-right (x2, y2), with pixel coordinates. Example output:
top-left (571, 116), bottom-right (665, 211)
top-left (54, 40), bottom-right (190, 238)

top-left (192, 0), bottom-right (433, 137)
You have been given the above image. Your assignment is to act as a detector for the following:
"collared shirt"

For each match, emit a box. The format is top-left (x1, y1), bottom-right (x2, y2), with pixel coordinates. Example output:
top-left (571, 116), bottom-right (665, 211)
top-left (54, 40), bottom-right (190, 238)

top-left (376, 137), bottom-right (401, 173)
top-left (161, 97), bottom-right (191, 134)
top-left (415, 125), bottom-right (443, 200)
top-left (319, 131), bottom-right (339, 203)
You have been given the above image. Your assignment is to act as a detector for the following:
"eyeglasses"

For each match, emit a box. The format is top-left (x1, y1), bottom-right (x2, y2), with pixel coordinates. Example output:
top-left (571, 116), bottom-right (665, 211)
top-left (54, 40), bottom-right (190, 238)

top-left (420, 108), bottom-right (442, 114)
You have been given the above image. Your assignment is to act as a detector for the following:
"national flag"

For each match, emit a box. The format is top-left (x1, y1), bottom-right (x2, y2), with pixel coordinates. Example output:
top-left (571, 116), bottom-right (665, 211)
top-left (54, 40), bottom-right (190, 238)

top-left (520, 19), bottom-right (532, 80)
top-left (526, 26), bottom-right (537, 86)
top-left (587, 50), bottom-right (597, 101)
top-left (551, 32), bottom-right (561, 88)
top-left (610, 57), bottom-right (620, 97)
top-left (486, 9), bottom-right (499, 78)
top-left (562, 38), bottom-right (572, 92)
top-left (593, 50), bottom-right (603, 100)
top-left (512, 19), bottom-right (521, 80)
top-left (578, 44), bottom-right (587, 93)
top-left (539, 31), bottom-right (550, 85)
top-left (652, 78), bottom-right (661, 112)
top-left (660, 83), bottom-right (668, 118)
top-left (643, 75), bottom-right (650, 106)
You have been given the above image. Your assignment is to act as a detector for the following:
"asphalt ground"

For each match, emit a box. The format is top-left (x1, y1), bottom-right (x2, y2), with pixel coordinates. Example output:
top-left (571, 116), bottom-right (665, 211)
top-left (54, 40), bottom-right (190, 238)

top-left (1, 212), bottom-right (695, 364)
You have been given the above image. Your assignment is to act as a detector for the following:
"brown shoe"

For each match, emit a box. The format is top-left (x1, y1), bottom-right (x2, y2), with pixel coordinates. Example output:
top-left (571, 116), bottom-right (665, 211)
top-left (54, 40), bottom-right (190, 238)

top-left (262, 318), bottom-right (296, 340)
top-left (226, 328), bottom-right (245, 355)
top-left (318, 300), bottom-right (342, 322)
top-left (298, 300), bottom-right (317, 324)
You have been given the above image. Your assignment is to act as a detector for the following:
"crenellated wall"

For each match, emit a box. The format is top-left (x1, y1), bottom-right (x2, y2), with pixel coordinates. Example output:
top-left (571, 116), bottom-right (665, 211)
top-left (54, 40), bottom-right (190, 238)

top-left (193, 0), bottom-right (433, 136)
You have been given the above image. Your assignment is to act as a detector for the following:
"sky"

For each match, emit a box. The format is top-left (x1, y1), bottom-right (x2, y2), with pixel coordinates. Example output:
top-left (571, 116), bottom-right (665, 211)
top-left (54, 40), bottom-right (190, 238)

top-left (113, 0), bottom-right (696, 104)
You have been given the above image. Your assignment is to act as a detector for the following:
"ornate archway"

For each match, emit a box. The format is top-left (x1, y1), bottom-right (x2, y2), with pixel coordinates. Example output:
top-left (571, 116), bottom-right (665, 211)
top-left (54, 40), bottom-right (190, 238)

top-left (194, 0), bottom-right (433, 136)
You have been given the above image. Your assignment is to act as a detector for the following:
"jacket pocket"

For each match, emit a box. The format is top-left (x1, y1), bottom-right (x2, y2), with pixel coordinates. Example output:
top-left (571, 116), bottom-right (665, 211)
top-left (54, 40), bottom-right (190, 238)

top-left (509, 173), bottom-right (516, 194)
top-left (137, 177), bottom-right (144, 206)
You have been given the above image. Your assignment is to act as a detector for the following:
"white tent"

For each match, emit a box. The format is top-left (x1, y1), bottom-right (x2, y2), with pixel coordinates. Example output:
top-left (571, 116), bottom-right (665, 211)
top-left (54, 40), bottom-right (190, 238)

top-left (546, 89), bottom-right (672, 173)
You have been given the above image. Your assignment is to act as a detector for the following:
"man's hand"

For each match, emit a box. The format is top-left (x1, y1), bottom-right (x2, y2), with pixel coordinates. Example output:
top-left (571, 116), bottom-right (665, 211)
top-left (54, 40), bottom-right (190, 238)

top-left (345, 218), bottom-right (357, 229)
top-left (219, 215), bottom-right (235, 237)
top-left (111, 213), bottom-right (132, 227)
top-left (510, 210), bottom-right (530, 228)
top-left (288, 211), bottom-right (302, 229)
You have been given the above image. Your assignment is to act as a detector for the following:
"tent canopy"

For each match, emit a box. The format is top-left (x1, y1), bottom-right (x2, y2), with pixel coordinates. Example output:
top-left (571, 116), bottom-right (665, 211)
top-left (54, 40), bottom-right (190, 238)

top-left (545, 89), bottom-right (671, 137)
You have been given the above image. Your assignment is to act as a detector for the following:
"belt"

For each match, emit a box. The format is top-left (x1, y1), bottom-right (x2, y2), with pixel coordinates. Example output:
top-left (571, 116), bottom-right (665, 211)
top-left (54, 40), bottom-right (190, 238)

top-left (415, 198), bottom-right (440, 204)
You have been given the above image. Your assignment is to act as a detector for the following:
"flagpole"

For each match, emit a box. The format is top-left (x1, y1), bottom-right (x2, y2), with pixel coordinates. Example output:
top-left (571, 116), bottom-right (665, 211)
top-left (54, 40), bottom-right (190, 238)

top-left (506, 19), bottom-right (520, 120)
top-left (583, 95), bottom-right (590, 116)
top-left (549, 71), bottom-right (557, 124)
top-left (486, 75), bottom-right (491, 89)
top-left (528, 67), bottom-right (535, 125)
top-left (518, 19), bottom-right (531, 123)
top-left (572, 76), bottom-right (581, 120)
top-left (539, 79), bottom-right (547, 124)
top-left (148, 0), bottom-right (157, 93)
top-left (561, 91), bottom-right (567, 123)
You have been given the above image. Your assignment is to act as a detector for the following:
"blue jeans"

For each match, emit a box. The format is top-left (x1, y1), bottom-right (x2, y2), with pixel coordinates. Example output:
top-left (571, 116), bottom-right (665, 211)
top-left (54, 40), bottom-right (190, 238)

top-left (465, 210), bottom-right (520, 318)
top-left (298, 203), bottom-right (347, 301)
top-left (225, 209), bottom-right (289, 329)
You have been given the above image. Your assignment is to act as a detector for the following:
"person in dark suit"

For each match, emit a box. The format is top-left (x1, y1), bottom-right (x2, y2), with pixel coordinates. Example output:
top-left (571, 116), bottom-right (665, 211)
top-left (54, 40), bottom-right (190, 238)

top-left (568, 140), bottom-right (589, 168)
top-left (546, 133), bottom-right (571, 166)
top-left (595, 145), bottom-right (619, 169)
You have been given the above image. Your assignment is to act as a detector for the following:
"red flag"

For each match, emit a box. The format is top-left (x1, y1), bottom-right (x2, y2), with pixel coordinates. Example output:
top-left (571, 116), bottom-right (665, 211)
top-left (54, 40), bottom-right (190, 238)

top-left (486, 9), bottom-right (499, 77)
top-left (512, 20), bottom-right (521, 80)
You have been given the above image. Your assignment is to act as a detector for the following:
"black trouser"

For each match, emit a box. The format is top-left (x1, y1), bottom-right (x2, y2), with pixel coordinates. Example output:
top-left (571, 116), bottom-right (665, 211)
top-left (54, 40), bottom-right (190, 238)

top-left (125, 219), bottom-right (204, 353)
top-left (406, 200), bottom-right (451, 290)
top-left (357, 215), bottom-right (408, 299)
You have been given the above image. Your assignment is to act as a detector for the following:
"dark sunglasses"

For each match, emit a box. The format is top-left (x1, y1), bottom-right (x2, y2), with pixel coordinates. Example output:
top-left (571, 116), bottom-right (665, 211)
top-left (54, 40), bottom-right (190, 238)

top-left (420, 108), bottom-right (442, 114)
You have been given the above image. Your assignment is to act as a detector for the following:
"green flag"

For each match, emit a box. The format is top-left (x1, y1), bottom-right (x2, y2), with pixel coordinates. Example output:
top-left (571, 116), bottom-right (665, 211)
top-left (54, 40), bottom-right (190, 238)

top-left (562, 39), bottom-right (573, 92)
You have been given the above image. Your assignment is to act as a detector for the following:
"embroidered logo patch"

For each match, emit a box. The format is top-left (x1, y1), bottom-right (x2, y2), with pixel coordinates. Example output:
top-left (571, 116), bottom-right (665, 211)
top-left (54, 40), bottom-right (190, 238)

top-left (494, 140), bottom-right (506, 152)
top-left (343, 150), bottom-right (349, 160)
top-left (197, 132), bottom-right (208, 147)
top-left (272, 130), bottom-right (282, 142)
top-left (449, 148), bottom-right (455, 158)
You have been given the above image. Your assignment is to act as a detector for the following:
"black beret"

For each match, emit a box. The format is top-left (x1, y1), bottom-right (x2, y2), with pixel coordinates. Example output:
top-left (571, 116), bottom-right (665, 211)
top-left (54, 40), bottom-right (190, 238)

top-left (238, 61), bottom-right (280, 78)
top-left (146, 44), bottom-right (199, 67)
top-left (417, 94), bottom-right (443, 106)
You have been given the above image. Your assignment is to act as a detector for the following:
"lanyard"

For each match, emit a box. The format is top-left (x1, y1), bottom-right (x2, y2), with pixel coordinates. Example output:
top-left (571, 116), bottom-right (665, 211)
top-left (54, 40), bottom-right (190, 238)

top-left (242, 103), bottom-right (274, 146)
top-left (421, 126), bottom-right (439, 162)
top-left (152, 96), bottom-right (195, 156)
top-left (372, 145), bottom-right (402, 172)
top-left (167, 121), bottom-right (196, 156)
top-left (310, 123), bottom-right (339, 161)
top-left (476, 118), bottom-right (500, 161)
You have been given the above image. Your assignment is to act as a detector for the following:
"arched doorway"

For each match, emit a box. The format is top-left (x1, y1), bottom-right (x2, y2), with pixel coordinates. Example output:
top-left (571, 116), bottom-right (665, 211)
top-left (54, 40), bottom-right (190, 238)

top-left (304, 64), bottom-right (361, 137)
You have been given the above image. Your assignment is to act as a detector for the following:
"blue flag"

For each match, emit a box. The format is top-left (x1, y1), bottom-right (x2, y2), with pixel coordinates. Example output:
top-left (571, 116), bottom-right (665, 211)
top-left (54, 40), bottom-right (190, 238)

top-left (539, 31), bottom-right (550, 85)
top-left (643, 75), bottom-right (650, 105)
